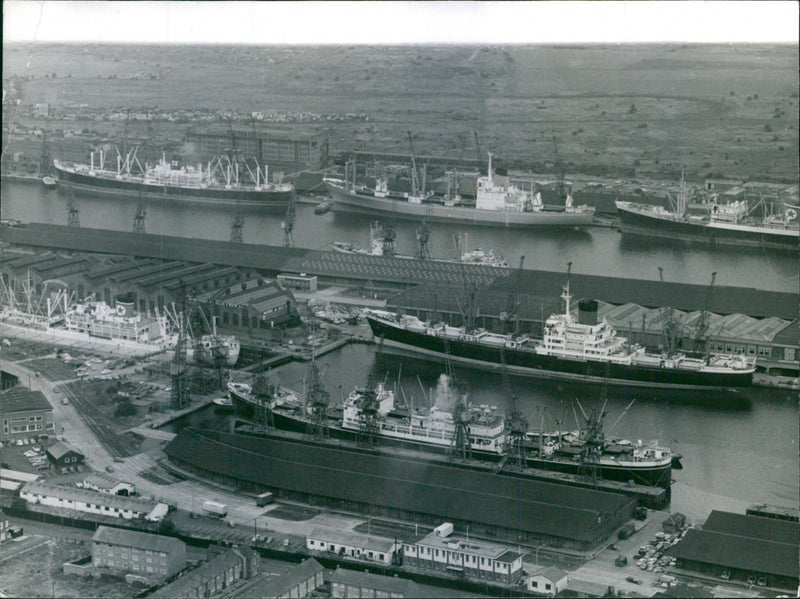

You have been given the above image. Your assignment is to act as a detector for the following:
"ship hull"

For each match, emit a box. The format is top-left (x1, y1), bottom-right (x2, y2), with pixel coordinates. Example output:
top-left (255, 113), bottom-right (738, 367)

top-left (367, 316), bottom-right (753, 391)
top-left (54, 162), bottom-right (293, 210)
top-left (228, 388), bottom-right (671, 490)
top-left (616, 201), bottom-right (799, 252)
top-left (327, 182), bottom-right (595, 228)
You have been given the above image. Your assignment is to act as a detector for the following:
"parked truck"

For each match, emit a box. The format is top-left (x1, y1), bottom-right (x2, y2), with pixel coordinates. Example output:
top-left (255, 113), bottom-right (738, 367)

top-left (202, 501), bottom-right (228, 518)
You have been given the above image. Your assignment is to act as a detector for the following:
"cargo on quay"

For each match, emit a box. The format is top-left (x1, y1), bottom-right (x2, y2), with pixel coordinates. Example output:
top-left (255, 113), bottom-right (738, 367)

top-left (53, 146), bottom-right (294, 210)
top-left (325, 153), bottom-right (595, 228)
top-left (227, 371), bottom-right (676, 491)
top-left (615, 180), bottom-right (799, 252)
top-left (365, 281), bottom-right (755, 393)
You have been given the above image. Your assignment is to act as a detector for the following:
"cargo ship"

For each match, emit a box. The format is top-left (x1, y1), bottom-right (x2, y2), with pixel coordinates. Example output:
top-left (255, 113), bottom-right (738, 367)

top-left (364, 281), bottom-right (755, 392)
top-left (616, 180), bottom-right (799, 251)
top-left (325, 153), bottom-right (595, 228)
top-left (53, 146), bottom-right (294, 209)
top-left (227, 373), bottom-right (676, 490)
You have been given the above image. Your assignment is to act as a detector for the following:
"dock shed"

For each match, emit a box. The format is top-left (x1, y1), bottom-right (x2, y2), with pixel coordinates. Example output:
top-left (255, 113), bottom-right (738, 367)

top-left (666, 510), bottom-right (799, 590)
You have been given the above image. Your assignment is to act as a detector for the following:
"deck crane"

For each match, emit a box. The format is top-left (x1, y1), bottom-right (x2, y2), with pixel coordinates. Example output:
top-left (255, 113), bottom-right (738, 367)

top-left (693, 272), bottom-right (717, 356)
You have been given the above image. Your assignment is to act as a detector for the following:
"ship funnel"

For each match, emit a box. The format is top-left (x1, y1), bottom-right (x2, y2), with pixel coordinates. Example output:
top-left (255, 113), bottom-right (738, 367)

top-left (114, 293), bottom-right (136, 318)
top-left (493, 166), bottom-right (510, 187)
top-left (578, 299), bottom-right (598, 325)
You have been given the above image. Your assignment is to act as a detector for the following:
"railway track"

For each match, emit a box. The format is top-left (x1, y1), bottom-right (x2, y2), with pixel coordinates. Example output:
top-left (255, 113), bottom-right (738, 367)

top-left (58, 381), bottom-right (140, 458)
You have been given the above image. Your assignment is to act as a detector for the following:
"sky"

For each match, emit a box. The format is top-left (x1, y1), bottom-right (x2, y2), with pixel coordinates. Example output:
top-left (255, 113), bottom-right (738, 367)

top-left (3, 1), bottom-right (798, 45)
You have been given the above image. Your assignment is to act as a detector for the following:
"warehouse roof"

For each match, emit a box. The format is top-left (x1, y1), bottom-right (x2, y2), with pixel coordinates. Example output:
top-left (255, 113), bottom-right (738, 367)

top-left (308, 527), bottom-right (396, 552)
top-left (667, 528), bottom-right (798, 580)
top-left (22, 481), bottom-right (161, 514)
top-left (330, 568), bottom-right (419, 597)
top-left (0, 387), bottom-right (52, 414)
top-left (703, 510), bottom-right (798, 545)
top-left (4, 223), bottom-right (793, 318)
top-left (418, 531), bottom-right (519, 561)
top-left (165, 428), bottom-right (630, 545)
top-left (195, 277), bottom-right (294, 312)
top-left (771, 319), bottom-right (800, 348)
top-left (93, 525), bottom-right (184, 554)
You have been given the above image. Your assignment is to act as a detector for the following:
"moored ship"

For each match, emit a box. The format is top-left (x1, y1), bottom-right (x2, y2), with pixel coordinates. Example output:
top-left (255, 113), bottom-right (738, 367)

top-left (226, 373), bottom-right (676, 490)
top-left (53, 146), bottom-right (294, 209)
top-left (332, 222), bottom-right (509, 267)
top-left (364, 281), bottom-right (755, 392)
top-left (616, 179), bottom-right (799, 251)
top-left (326, 153), bottom-right (595, 228)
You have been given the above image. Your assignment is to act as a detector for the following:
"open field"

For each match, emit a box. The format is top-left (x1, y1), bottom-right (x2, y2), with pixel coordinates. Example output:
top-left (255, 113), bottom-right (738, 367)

top-left (3, 43), bottom-right (798, 182)
top-left (0, 536), bottom-right (132, 598)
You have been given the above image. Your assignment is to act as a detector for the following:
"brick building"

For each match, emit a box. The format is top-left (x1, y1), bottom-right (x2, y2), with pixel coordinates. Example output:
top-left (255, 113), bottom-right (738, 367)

top-left (0, 387), bottom-right (55, 441)
top-left (92, 526), bottom-right (186, 581)
top-left (151, 546), bottom-right (259, 598)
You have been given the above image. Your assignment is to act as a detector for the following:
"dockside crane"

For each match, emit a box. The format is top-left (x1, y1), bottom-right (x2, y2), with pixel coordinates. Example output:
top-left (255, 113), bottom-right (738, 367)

top-left (133, 190), bottom-right (146, 234)
top-left (415, 219), bottom-right (432, 260)
top-left (692, 271), bottom-right (717, 356)
top-left (406, 130), bottom-right (420, 197)
top-left (658, 267), bottom-right (682, 355)
top-left (472, 131), bottom-right (482, 166)
top-left (305, 359), bottom-right (331, 440)
top-left (66, 188), bottom-right (80, 228)
top-left (282, 194), bottom-right (296, 247)
top-left (552, 136), bottom-right (569, 203)
top-left (169, 280), bottom-right (191, 410)
top-left (500, 256), bottom-right (525, 334)
top-left (495, 348), bottom-right (527, 472)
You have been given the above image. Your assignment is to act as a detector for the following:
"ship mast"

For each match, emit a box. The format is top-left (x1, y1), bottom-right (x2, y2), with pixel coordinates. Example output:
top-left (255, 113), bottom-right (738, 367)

top-left (562, 261), bottom-right (573, 321)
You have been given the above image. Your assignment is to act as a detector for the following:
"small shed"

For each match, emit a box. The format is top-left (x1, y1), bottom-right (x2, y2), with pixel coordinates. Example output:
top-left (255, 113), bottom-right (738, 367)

top-left (46, 442), bottom-right (85, 468)
top-left (526, 566), bottom-right (568, 596)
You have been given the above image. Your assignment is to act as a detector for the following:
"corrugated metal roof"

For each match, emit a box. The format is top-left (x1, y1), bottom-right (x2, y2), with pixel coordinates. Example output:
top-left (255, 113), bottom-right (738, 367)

top-left (4, 223), bottom-right (794, 318)
top-left (22, 481), bottom-right (159, 513)
top-left (308, 527), bottom-right (395, 552)
top-left (668, 528), bottom-right (798, 579)
top-left (772, 319), bottom-right (800, 347)
top-left (703, 510), bottom-right (798, 545)
top-left (92, 525), bottom-right (184, 554)
top-left (330, 568), bottom-right (418, 596)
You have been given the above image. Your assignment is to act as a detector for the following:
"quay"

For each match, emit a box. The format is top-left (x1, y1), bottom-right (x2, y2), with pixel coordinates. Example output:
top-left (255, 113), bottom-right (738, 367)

top-left (2, 222), bottom-right (795, 319)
